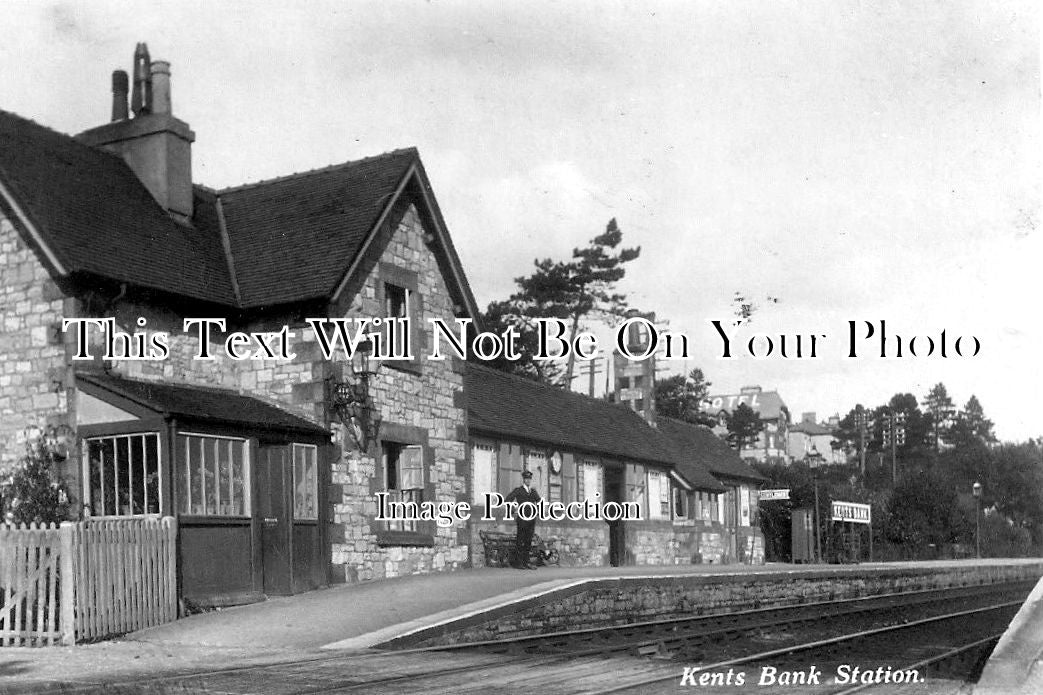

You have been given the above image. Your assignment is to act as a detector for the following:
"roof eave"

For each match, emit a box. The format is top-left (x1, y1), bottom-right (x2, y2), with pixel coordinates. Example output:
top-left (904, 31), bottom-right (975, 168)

top-left (0, 168), bottom-right (68, 276)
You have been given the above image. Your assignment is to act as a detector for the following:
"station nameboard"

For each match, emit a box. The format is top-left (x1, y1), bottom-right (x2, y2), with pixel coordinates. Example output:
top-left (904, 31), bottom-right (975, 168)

top-left (758, 489), bottom-right (790, 501)
top-left (831, 501), bottom-right (871, 524)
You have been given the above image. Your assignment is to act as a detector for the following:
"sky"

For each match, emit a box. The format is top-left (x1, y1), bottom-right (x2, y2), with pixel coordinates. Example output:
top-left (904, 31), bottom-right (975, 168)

top-left (2, 1), bottom-right (1040, 441)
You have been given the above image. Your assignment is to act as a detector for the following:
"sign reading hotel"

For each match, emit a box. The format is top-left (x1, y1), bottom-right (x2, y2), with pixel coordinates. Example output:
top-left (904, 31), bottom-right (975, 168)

top-left (831, 501), bottom-right (871, 524)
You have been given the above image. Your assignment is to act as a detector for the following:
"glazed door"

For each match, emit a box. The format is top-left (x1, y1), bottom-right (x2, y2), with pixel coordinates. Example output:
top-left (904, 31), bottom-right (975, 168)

top-left (258, 446), bottom-right (292, 595)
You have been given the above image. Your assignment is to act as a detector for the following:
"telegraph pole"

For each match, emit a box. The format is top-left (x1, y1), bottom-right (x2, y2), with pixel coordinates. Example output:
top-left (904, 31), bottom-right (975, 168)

top-left (854, 405), bottom-right (868, 473)
top-left (882, 410), bottom-right (906, 484)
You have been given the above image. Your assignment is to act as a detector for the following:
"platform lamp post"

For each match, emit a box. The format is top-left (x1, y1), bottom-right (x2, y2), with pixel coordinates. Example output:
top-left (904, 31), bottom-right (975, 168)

top-left (972, 481), bottom-right (982, 559)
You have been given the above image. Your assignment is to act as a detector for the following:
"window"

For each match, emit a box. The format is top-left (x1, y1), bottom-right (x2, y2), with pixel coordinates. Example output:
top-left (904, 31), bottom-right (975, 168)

top-left (85, 433), bottom-right (160, 517)
top-left (384, 282), bottom-right (411, 359)
top-left (696, 491), bottom-right (720, 523)
top-left (580, 461), bottom-right (601, 502)
top-left (472, 443), bottom-right (496, 504)
top-left (524, 449), bottom-right (548, 498)
top-left (673, 486), bottom-right (688, 520)
top-left (383, 442), bottom-right (424, 532)
top-left (176, 434), bottom-right (250, 516)
top-left (385, 282), bottom-right (408, 318)
top-left (293, 444), bottom-right (318, 520)
top-left (739, 484), bottom-right (751, 527)
top-left (548, 452), bottom-right (562, 503)
top-left (646, 470), bottom-right (670, 520)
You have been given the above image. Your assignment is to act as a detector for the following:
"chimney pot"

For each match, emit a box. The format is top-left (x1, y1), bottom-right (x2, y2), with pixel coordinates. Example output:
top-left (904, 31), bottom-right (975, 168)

top-left (111, 70), bottom-right (129, 121)
top-left (149, 61), bottom-right (172, 115)
top-left (131, 42), bottom-right (151, 116)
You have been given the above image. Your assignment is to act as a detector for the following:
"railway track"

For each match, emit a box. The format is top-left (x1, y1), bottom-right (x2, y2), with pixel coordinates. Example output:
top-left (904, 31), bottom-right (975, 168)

top-left (39, 581), bottom-right (1031, 695)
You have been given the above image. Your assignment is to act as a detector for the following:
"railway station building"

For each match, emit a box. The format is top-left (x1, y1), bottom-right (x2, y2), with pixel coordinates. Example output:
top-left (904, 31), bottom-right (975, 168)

top-left (0, 45), bottom-right (763, 607)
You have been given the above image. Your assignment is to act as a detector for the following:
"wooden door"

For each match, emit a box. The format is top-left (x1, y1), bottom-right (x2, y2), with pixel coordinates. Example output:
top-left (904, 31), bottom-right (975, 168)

top-left (258, 446), bottom-right (292, 595)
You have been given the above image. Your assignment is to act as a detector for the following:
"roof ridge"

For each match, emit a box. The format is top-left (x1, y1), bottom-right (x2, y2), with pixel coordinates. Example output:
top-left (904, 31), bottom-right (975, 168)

top-left (0, 108), bottom-right (129, 165)
top-left (216, 147), bottom-right (419, 194)
top-left (466, 361), bottom-right (641, 414)
top-left (659, 415), bottom-right (714, 432)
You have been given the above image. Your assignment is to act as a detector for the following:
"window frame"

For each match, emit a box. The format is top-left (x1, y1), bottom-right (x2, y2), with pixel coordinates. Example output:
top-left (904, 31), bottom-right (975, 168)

top-left (381, 441), bottom-right (425, 533)
top-left (523, 448), bottom-right (549, 499)
top-left (646, 469), bottom-right (671, 520)
top-left (579, 460), bottom-right (602, 503)
top-left (175, 431), bottom-right (252, 518)
top-left (292, 443), bottom-right (319, 521)
top-left (82, 431), bottom-right (162, 518)
top-left (471, 442), bottom-right (497, 506)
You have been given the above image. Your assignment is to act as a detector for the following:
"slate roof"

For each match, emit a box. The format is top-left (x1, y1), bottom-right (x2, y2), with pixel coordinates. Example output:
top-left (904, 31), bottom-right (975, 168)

top-left (0, 110), bottom-right (477, 315)
top-left (0, 110), bottom-right (235, 304)
top-left (216, 150), bottom-right (418, 307)
top-left (78, 372), bottom-right (329, 435)
top-left (657, 417), bottom-right (767, 484)
top-left (465, 364), bottom-right (724, 491)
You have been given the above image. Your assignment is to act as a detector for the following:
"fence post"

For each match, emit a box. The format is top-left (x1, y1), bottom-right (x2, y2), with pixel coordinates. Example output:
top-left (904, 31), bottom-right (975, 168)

top-left (59, 522), bottom-right (76, 646)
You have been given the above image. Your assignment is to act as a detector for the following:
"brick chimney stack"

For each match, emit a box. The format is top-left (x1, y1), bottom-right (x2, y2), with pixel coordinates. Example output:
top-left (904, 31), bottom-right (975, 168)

top-left (78, 43), bottom-right (195, 221)
top-left (111, 70), bottom-right (129, 121)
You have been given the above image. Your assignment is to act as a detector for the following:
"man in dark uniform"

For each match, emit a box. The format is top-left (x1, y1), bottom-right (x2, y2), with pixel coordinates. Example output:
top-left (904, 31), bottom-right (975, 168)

top-left (505, 470), bottom-right (541, 569)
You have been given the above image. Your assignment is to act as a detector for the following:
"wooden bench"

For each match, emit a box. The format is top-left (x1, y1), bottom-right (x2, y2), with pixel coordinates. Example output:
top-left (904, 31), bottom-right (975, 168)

top-left (479, 530), bottom-right (560, 568)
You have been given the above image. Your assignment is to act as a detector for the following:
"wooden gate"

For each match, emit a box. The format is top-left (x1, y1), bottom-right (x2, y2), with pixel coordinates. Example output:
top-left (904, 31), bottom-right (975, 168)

top-left (0, 523), bottom-right (62, 646)
top-left (0, 517), bottom-right (178, 646)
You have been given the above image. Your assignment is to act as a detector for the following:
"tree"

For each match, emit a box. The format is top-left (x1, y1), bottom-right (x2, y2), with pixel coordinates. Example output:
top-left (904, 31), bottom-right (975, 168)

top-left (726, 402), bottom-right (763, 456)
top-left (509, 218), bottom-right (640, 384)
top-left (1, 428), bottom-right (73, 525)
top-left (476, 299), bottom-right (566, 385)
top-left (923, 383), bottom-right (955, 452)
top-left (654, 368), bottom-right (715, 426)
top-left (948, 395), bottom-right (996, 449)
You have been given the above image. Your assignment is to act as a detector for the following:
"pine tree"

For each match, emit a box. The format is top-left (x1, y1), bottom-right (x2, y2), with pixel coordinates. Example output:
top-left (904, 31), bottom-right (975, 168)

top-left (923, 383), bottom-right (955, 452)
top-left (499, 218), bottom-right (641, 385)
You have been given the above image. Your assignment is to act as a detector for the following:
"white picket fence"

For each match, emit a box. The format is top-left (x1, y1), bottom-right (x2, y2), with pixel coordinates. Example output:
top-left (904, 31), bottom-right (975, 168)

top-left (0, 517), bottom-right (178, 646)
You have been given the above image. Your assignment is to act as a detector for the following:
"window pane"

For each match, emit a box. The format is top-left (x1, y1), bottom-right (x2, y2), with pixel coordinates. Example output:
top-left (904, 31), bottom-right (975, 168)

top-left (472, 445), bottom-right (495, 504)
top-left (582, 462), bottom-right (600, 503)
top-left (293, 444), bottom-right (317, 520)
top-left (399, 446), bottom-right (423, 490)
top-left (231, 440), bottom-right (245, 515)
top-left (144, 435), bottom-right (159, 514)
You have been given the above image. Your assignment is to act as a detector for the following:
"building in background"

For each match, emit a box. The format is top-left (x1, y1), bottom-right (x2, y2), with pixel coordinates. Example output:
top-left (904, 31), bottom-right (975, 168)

top-left (699, 386), bottom-right (791, 464)
top-left (786, 412), bottom-right (844, 466)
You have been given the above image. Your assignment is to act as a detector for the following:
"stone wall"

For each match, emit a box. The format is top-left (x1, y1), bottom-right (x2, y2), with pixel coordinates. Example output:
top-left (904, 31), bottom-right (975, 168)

top-left (395, 561), bottom-right (1043, 648)
top-left (326, 202), bottom-right (469, 582)
top-left (471, 519), bottom-right (609, 568)
top-left (0, 214), bottom-right (73, 471)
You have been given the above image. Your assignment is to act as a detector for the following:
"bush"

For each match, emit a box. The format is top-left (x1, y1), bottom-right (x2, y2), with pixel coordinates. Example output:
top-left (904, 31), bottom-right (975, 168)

top-left (1, 427), bottom-right (73, 525)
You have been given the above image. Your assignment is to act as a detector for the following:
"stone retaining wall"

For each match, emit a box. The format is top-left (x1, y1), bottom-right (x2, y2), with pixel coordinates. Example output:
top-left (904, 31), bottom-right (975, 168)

top-left (394, 561), bottom-right (1043, 648)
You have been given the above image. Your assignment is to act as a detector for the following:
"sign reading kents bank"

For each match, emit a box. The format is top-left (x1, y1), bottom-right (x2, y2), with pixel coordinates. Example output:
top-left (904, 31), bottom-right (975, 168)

top-left (831, 501), bottom-right (871, 524)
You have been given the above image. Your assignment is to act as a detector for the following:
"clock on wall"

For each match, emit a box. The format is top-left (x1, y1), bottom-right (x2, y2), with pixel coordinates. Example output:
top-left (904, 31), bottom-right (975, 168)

top-left (550, 455), bottom-right (562, 475)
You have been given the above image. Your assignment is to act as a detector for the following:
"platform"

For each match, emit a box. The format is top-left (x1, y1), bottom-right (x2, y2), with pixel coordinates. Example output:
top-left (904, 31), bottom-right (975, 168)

top-left (2, 558), bottom-right (1041, 693)
top-left (977, 573), bottom-right (1043, 695)
top-left (130, 558), bottom-right (1043, 651)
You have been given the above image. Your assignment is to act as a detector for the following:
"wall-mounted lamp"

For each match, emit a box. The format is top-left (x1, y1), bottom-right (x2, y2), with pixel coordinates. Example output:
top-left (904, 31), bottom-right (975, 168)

top-left (330, 339), bottom-right (382, 452)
